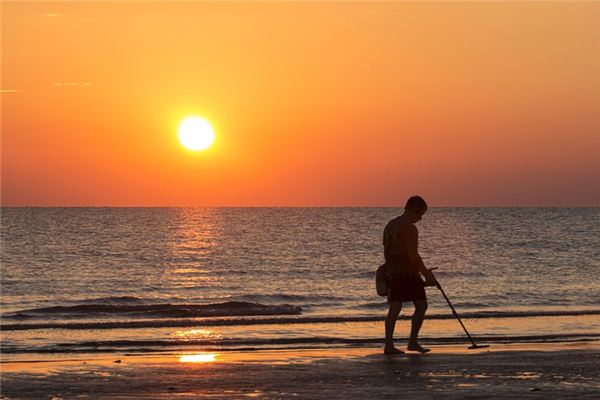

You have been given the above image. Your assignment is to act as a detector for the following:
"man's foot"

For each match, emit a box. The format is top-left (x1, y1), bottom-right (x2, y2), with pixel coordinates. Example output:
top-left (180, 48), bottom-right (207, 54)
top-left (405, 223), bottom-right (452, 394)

top-left (384, 347), bottom-right (405, 355)
top-left (407, 343), bottom-right (430, 353)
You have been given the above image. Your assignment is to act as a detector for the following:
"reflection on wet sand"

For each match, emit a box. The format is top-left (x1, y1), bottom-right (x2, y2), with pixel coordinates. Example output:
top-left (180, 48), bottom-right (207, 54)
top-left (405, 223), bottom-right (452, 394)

top-left (179, 353), bottom-right (218, 363)
top-left (3, 346), bottom-right (600, 399)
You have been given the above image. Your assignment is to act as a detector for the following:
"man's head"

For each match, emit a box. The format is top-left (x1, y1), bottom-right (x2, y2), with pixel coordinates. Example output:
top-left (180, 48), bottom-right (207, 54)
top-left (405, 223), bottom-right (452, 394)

top-left (404, 195), bottom-right (428, 223)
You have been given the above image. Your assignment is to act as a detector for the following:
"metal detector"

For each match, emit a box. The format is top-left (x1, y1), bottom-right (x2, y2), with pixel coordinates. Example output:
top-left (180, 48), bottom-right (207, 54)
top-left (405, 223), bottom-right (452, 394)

top-left (430, 270), bottom-right (489, 350)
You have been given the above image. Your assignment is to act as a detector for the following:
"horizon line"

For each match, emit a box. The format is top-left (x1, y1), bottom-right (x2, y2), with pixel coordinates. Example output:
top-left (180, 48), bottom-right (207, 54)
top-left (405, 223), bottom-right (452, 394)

top-left (1, 205), bottom-right (598, 208)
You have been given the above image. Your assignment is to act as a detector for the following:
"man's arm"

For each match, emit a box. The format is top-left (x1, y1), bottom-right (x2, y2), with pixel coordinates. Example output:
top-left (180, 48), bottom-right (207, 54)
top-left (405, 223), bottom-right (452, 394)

top-left (407, 225), bottom-right (437, 285)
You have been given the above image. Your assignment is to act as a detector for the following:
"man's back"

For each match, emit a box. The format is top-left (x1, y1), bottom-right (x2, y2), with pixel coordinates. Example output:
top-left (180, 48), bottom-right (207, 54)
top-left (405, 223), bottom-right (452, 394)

top-left (383, 216), bottom-right (417, 273)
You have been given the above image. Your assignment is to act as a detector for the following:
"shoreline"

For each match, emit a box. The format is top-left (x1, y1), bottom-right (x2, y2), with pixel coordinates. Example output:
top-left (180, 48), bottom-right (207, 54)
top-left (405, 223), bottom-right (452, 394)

top-left (3, 340), bottom-right (600, 367)
top-left (2, 342), bottom-right (600, 399)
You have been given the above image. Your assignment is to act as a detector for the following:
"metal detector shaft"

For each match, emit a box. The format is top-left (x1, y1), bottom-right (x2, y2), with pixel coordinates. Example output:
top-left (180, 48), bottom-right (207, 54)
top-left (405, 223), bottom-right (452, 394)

top-left (427, 270), bottom-right (489, 349)
top-left (435, 281), bottom-right (480, 347)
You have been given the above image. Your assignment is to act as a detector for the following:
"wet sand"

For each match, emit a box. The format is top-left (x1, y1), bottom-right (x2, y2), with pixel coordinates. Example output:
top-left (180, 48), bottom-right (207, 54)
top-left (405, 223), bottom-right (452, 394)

top-left (2, 343), bottom-right (600, 399)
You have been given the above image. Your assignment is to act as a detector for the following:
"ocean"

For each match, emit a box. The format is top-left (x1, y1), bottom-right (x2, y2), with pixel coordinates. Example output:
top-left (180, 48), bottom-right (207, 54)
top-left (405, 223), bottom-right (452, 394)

top-left (1, 207), bottom-right (599, 358)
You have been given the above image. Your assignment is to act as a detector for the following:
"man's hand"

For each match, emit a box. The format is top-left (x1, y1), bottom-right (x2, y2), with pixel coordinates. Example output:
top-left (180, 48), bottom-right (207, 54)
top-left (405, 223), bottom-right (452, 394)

top-left (423, 267), bottom-right (438, 287)
top-left (424, 277), bottom-right (438, 287)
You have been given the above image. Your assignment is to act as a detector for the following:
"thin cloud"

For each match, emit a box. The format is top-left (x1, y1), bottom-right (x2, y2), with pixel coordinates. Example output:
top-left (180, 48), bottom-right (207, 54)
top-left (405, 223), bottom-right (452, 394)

top-left (0, 89), bottom-right (22, 93)
top-left (53, 82), bottom-right (93, 88)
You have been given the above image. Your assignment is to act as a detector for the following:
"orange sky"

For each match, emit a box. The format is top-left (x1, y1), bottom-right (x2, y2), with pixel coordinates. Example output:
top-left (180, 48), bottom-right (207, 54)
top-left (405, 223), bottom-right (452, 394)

top-left (2, 1), bottom-right (599, 206)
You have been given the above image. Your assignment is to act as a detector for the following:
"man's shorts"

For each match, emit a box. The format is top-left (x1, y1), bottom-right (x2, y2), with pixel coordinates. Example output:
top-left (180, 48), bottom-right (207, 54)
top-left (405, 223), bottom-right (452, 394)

top-left (388, 273), bottom-right (426, 303)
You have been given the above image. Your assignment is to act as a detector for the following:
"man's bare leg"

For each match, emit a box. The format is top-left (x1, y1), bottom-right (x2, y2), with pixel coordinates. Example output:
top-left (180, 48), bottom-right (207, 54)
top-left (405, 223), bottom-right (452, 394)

top-left (407, 299), bottom-right (430, 353)
top-left (384, 301), bottom-right (404, 354)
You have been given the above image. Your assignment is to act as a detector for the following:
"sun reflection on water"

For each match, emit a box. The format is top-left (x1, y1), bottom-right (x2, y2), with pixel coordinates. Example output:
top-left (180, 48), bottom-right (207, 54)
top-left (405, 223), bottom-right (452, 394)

top-left (165, 208), bottom-right (222, 289)
top-left (174, 328), bottom-right (218, 339)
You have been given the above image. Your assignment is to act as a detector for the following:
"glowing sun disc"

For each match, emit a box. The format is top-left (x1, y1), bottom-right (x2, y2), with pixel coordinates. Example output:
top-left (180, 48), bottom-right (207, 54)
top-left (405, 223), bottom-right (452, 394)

top-left (178, 117), bottom-right (215, 151)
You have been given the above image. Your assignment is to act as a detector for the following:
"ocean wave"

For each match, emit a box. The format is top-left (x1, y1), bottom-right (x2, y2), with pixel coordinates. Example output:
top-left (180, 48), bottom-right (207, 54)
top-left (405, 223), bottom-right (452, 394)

top-left (353, 270), bottom-right (487, 279)
top-left (69, 296), bottom-right (147, 305)
top-left (3, 332), bottom-right (600, 354)
top-left (353, 302), bottom-right (387, 310)
top-left (3, 301), bottom-right (302, 320)
top-left (3, 309), bottom-right (600, 331)
top-left (355, 271), bottom-right (376, 278)
top-left (229, 294), bottom-right (350, 304)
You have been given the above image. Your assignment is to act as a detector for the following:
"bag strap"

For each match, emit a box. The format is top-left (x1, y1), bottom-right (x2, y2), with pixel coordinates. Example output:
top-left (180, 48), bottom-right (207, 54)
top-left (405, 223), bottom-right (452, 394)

top-left (383, 218), bottom-right (401, 259)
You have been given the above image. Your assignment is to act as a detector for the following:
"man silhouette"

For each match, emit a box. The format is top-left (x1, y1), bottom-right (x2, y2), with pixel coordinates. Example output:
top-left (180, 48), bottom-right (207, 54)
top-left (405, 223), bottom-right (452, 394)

top-left (383, 195), bottom-right (436, 354)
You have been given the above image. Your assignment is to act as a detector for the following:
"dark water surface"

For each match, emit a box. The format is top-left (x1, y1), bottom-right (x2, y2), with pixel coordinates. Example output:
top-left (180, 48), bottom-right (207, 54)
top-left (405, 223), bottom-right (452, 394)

top-left (2, 208), bottom-right (599, 356)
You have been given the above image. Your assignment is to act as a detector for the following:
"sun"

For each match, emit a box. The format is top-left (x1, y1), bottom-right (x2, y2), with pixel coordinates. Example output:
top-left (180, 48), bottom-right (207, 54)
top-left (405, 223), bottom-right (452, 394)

top-left (178, 117), bottom-right (215, 151)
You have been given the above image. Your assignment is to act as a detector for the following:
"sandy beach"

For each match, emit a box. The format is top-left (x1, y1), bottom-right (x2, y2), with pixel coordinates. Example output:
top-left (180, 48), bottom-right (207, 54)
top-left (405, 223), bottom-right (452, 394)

top-left (2, 343), bottom-right (599, 399)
